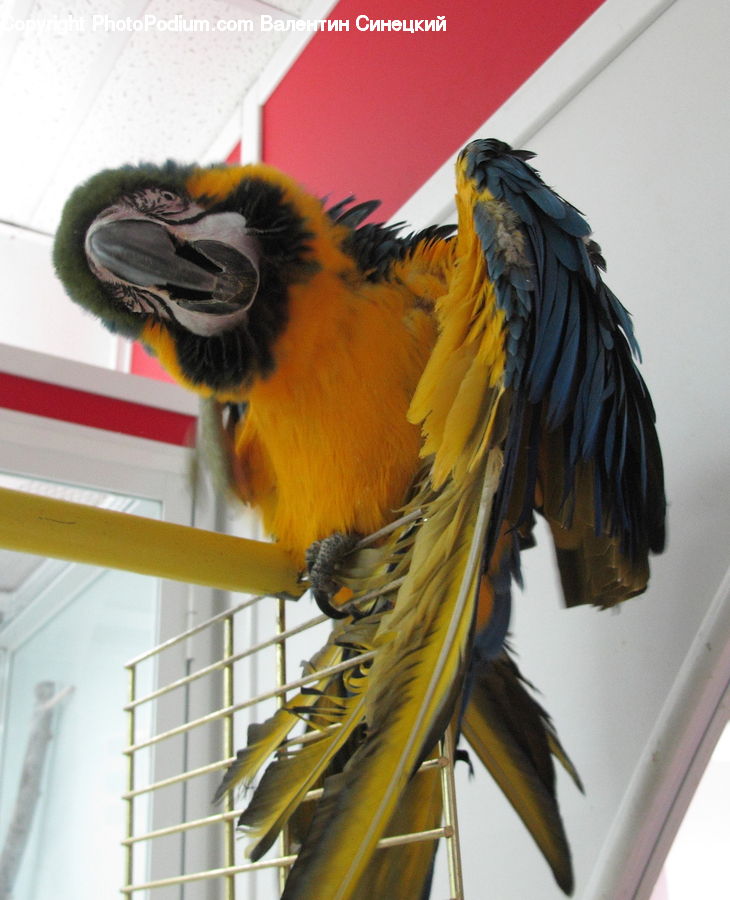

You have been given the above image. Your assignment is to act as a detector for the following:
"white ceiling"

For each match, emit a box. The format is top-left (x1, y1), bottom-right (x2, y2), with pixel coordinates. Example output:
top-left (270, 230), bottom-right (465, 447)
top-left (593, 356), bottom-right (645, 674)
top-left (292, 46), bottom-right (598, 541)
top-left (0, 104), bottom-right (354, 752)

top-left (0, 0), bottom-right (314, 236)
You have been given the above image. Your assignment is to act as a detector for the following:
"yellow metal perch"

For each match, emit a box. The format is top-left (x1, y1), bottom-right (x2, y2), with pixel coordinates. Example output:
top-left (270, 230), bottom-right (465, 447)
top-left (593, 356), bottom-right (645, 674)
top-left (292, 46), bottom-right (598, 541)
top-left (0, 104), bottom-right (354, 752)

top-left (0, 486), bottom-right (301, 597)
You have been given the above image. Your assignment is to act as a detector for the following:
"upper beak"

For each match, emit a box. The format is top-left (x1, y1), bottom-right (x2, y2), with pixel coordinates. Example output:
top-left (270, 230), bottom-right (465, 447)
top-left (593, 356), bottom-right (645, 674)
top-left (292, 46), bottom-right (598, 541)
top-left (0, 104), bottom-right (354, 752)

top-left (87, 213), bottom-right (260, 314)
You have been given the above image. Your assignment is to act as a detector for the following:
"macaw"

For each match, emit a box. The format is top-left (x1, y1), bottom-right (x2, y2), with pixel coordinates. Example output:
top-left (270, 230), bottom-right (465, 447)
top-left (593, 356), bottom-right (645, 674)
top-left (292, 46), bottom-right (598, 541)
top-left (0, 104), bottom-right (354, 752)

top-left (53, 139), bottom-right (665, 899)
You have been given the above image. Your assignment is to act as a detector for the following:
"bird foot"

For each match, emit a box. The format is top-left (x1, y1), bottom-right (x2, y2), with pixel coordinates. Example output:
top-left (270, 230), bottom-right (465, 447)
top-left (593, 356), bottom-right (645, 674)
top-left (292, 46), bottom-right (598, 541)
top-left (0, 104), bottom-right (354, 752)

top-left (306, 532), bottom-right (360, 619)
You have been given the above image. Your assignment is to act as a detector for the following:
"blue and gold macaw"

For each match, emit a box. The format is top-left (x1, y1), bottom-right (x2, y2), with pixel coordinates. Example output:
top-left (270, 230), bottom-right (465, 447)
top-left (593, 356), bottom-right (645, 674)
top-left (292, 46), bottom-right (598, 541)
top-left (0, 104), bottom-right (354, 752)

top-left (53, 139), bottom-right (665, 898)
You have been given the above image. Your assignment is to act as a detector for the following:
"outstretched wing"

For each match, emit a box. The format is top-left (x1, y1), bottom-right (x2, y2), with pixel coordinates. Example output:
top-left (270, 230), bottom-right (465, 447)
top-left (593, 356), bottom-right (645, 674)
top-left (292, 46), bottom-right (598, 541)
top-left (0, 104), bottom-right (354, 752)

top-left (418, 138), bottom-right (666, 609)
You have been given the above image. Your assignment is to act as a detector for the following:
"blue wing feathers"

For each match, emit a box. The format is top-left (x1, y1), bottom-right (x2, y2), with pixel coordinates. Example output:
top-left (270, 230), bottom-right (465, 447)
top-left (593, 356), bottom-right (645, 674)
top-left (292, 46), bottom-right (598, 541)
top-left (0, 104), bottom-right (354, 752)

top-left (546, 281), bottom-right (581, 430)
top-left (460, 139), bottom-right (665, 577)
top-left (604, 285), bottom-right (641, 360)
top-left (582, 353), bottom-right (607, 459)
top-left (592, 464), bottom-right (604, 537)
top-left (527, 261), bottom-right (567, 403)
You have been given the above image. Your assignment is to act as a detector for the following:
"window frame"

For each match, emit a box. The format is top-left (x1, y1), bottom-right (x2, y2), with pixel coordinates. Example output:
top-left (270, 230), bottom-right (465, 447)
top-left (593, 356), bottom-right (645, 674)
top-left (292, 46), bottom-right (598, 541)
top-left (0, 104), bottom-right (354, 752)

top-left (0, 346), bottom-right (227, 895)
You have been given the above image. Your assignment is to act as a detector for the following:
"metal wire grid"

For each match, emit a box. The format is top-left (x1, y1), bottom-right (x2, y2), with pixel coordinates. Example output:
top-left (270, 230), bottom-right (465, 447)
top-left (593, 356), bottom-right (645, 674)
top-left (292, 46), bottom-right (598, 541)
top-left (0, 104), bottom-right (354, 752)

top-left (121, 591), bottom-right (465, 899)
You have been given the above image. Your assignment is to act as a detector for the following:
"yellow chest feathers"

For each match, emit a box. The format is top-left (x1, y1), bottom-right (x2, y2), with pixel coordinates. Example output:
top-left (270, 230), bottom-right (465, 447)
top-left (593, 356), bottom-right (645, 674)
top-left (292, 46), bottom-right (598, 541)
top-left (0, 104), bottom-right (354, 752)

top-left (235, 271), bottom-right (436, 562)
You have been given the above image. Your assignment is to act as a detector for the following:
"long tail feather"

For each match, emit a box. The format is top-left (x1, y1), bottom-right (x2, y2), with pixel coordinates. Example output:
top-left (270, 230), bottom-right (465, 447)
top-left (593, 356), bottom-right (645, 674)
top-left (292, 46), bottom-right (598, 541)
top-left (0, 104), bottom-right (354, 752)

top-left (461, 652), bottom-right (581, 894)
top-left (280, 451), bottom-right (502, 899)
top-left (348, 757), bottom-right (443, 900)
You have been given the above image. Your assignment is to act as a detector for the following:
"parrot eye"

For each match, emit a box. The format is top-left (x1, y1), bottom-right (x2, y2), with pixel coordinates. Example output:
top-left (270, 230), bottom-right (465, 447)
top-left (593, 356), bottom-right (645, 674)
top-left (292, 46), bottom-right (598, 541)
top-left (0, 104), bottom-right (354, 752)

top-left (126, 188), bottom-right (191, 220)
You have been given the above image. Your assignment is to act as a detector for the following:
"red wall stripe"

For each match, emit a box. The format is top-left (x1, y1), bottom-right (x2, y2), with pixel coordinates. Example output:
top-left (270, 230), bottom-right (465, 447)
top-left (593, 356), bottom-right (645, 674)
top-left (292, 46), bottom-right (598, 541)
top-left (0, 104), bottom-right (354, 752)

top-left (0, 371), bottom-right (196, 446)
top-left (263, 0), bottom-right (604, 218)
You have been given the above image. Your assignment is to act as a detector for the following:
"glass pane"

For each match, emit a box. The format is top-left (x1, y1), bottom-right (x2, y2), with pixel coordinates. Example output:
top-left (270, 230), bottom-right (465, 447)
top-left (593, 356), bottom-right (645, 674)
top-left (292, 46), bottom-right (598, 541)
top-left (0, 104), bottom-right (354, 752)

top-left (0, 489), bottom-right (160, 899)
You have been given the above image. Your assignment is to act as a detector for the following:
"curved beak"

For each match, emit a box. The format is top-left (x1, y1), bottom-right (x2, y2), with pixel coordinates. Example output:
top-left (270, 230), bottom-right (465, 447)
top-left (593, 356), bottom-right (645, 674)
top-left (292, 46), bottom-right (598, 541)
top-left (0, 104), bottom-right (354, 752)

top-left (88, 219), bottom-right (216, 290)
top-left (87, 212), bottom-right (260, 318)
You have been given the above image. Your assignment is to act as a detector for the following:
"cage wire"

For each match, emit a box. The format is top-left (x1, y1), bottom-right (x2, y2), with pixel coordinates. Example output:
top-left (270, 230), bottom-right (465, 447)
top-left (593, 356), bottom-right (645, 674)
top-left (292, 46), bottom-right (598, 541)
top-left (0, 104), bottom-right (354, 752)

top-left (121, 590), bottom-right (466, 899)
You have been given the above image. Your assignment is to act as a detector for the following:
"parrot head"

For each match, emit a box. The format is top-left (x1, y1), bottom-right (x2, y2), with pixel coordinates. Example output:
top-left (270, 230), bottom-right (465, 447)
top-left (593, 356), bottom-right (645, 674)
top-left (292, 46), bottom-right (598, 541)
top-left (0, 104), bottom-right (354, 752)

top-left (53, 161), bottom-right (319, 393)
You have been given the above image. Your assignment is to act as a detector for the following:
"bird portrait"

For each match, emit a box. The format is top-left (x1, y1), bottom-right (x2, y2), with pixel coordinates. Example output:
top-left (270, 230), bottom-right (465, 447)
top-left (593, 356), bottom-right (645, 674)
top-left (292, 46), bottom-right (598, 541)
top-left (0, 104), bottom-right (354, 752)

top-left (53, 138), bottom-right (666, 899)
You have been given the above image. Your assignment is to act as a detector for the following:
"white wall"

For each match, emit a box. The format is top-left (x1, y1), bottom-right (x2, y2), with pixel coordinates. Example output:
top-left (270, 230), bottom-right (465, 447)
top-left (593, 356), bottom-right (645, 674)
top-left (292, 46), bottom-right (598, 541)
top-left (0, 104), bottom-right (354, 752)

top-left (0, 227), bottom-right (118, 368)
top-left (430, 0), bottom-right (730, 897)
